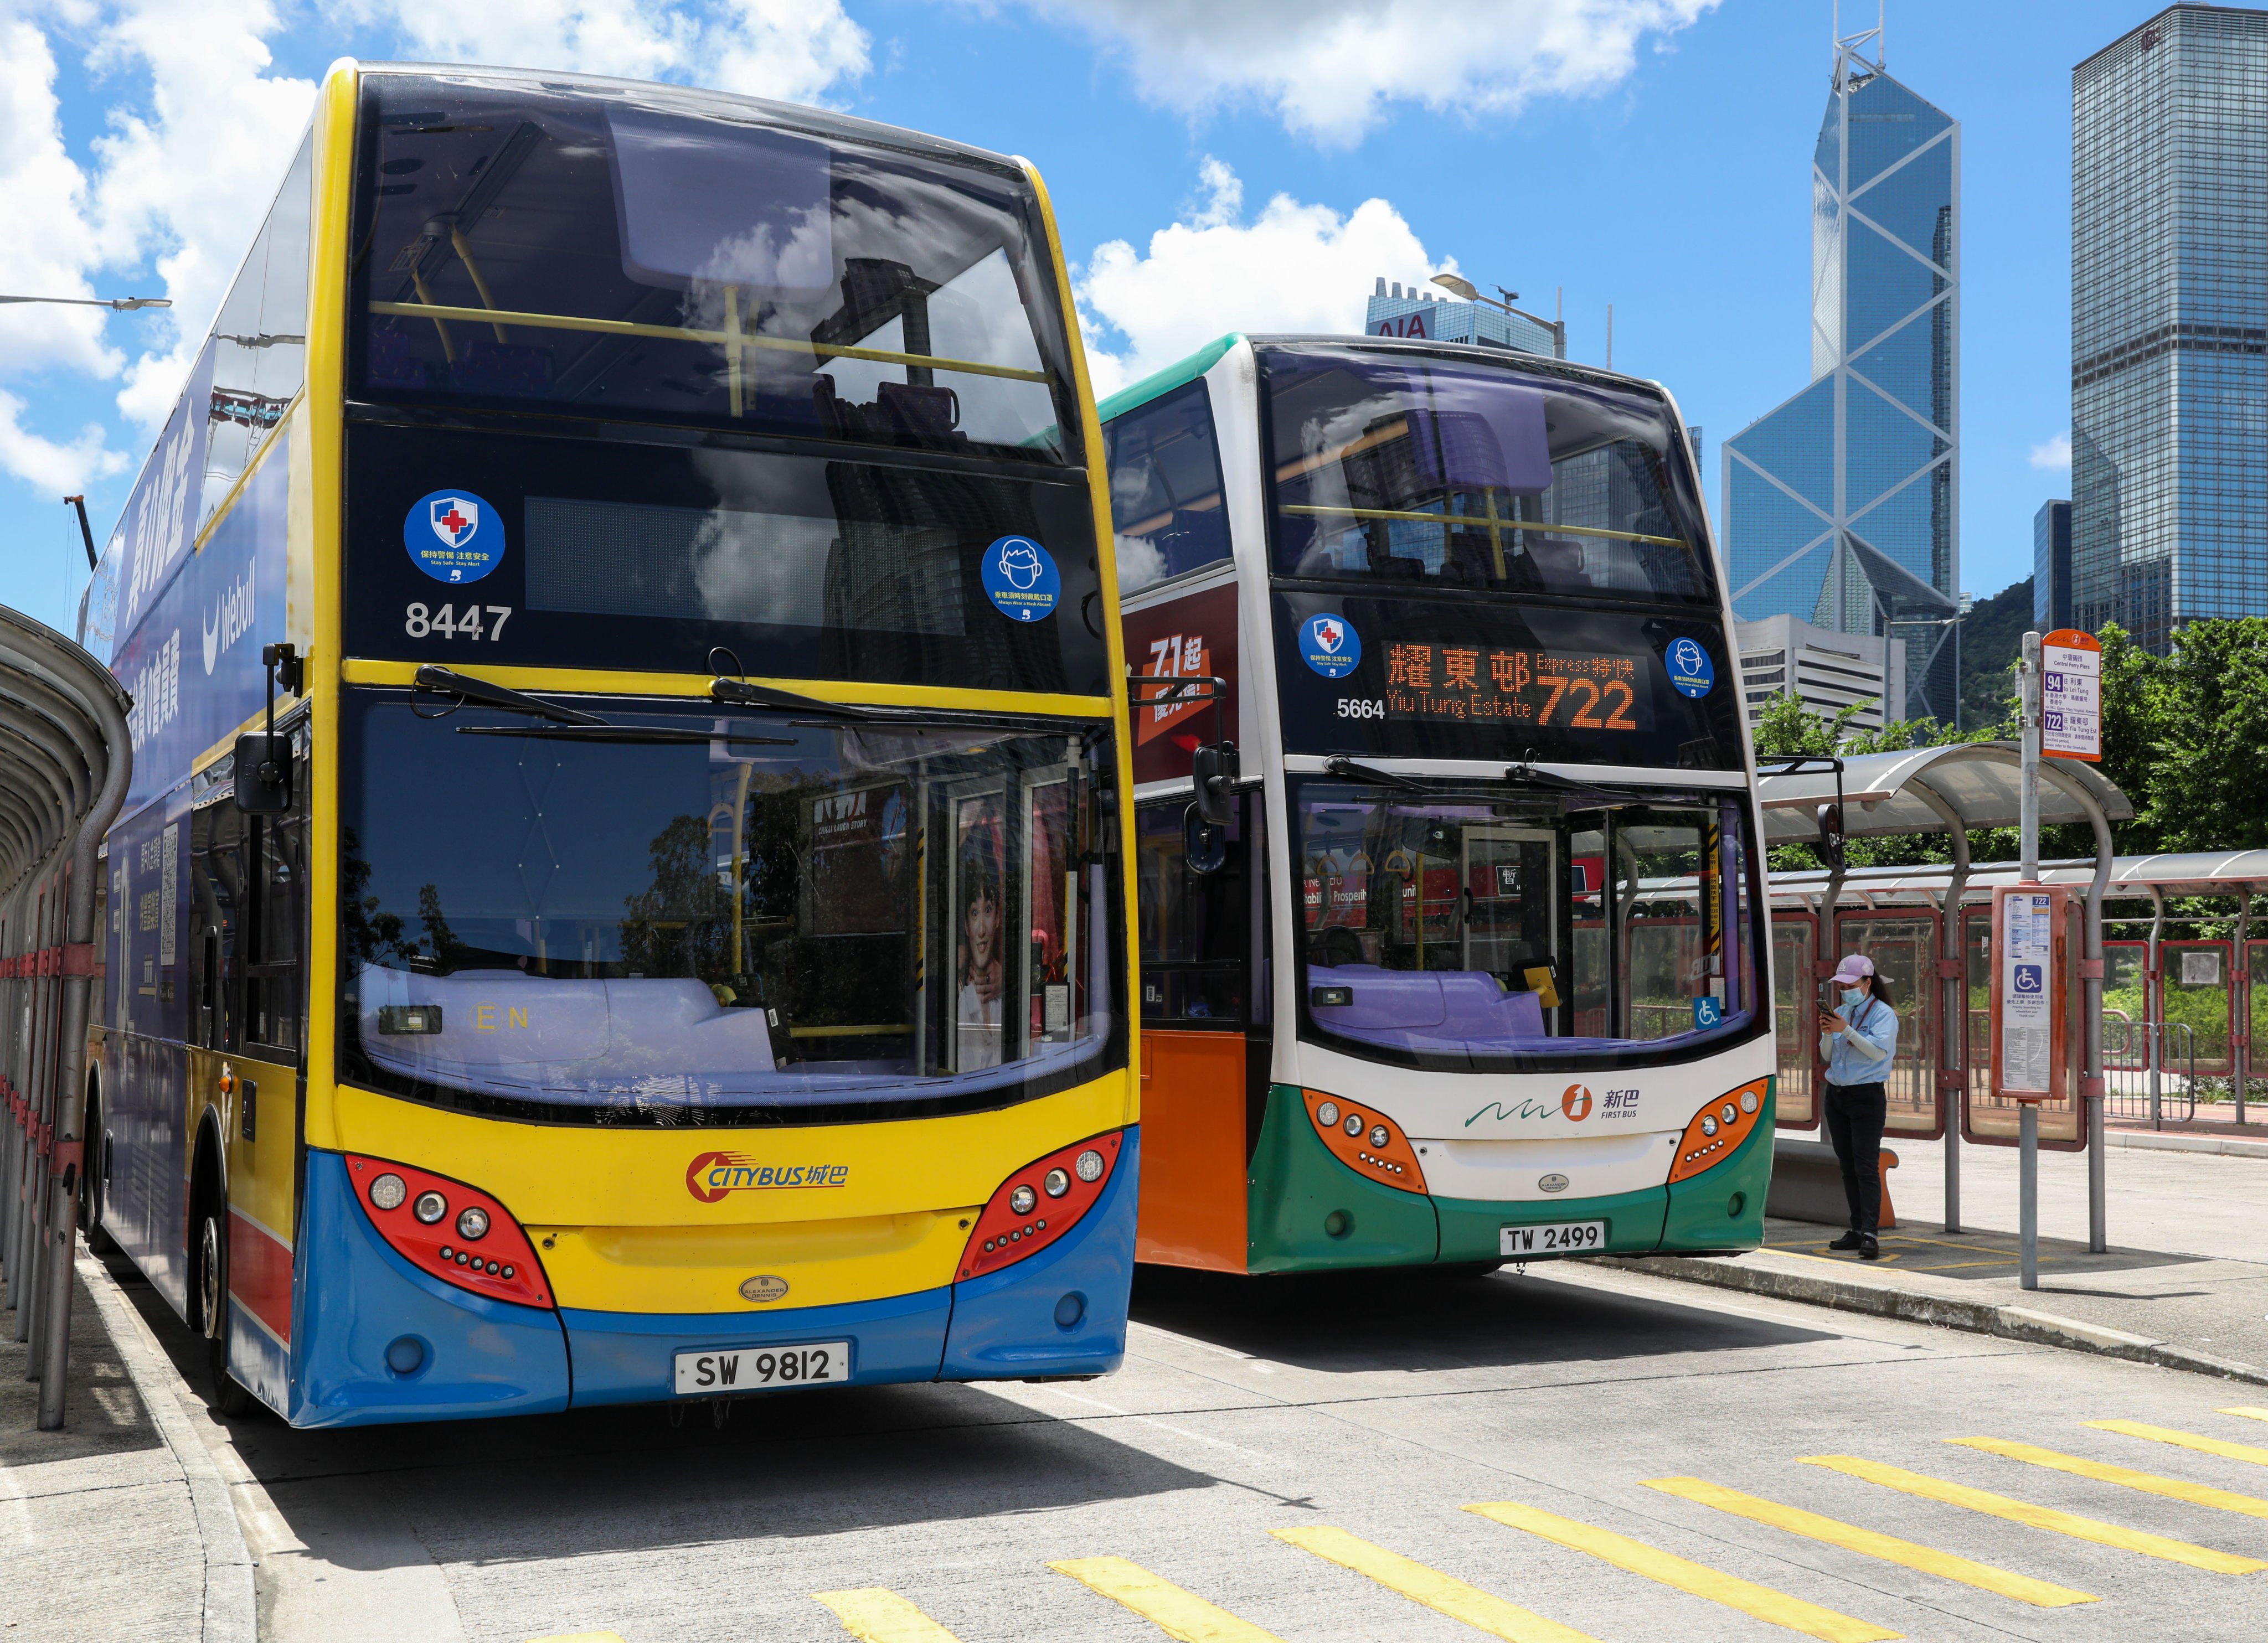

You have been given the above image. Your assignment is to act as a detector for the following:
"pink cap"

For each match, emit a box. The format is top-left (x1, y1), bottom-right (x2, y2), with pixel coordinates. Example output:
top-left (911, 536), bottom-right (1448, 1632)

top-left (1831, 954), bottom-right (1875, 983)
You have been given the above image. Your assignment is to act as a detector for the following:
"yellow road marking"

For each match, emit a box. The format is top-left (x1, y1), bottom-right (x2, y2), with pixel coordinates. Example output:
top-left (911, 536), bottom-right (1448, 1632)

top-left (1271, 1525), bottom-right (1600, 1642)
top-left (1954, 1437), bottom-right (2268, 1520)
top-left (1050, 1557), bottom-right (1287, 1643)
top-left (1643, 1476), bottom-right (2094, 1608)
top-left (2089, 1419), bottom-right (2268, 1468)
top-left (1463, 1501), bottom-right (1899, 1642)
top-left (813, 1589), bottom-right (963, 1643)
top-left (2223, 1407), bottom-right (2268, 1424)
top-left (1801, 1455), bottom-right (2268, 1573)
top-left (523, 1635), bottom-right (625, 1642)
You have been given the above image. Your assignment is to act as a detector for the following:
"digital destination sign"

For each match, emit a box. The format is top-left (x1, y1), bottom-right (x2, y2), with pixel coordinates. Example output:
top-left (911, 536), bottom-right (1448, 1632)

top-left (1273, 591), bottom-right (1737, 769)
top-left (1378, 642), bottom-right (1653, 731)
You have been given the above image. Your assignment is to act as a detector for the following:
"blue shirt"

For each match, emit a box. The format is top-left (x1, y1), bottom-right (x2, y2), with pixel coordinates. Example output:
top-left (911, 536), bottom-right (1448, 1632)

top-left (1821, 994), bottom-right (1898, 1087)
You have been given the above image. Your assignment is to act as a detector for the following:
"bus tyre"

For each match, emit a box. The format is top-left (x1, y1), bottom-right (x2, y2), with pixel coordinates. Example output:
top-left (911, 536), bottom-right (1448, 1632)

top-left (198, 1208), bottom-right (254, 1418)
top-left (78, 1091), bottom-right (118, 1257)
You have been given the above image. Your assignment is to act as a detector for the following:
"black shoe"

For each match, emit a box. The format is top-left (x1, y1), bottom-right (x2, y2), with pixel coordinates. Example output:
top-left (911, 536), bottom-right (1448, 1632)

top-left (1828, 1231), bottom-right (1865, 1251)
top-left (1858, 1238), bottom-right (1882, 1260)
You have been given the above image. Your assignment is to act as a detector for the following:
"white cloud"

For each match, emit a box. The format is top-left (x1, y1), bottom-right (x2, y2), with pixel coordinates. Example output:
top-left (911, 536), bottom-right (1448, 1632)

top-left (1018, 0), bottom-right (1717, 146)
top-left (1076, 159), bottom-right (1440, 397)
top-left (83, 0), bottom-right (320, 427)
top-left (343, 0), bottom-right (870, 105)
top-left (2030, 431), bottom-right (2072, 471)
top-left (0, 20), bottom-right (117, 380)
top-left (0, 387), bottom-right (128, 492)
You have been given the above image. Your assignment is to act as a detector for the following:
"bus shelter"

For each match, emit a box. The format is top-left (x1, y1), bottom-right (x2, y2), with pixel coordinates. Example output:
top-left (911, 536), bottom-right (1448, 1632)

top-left (1756, 745), bottom-right (2132, 1249)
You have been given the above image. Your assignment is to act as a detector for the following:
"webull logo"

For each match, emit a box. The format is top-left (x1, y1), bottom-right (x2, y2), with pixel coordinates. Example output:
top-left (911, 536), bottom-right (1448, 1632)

top-left (686, 1152), bottom-right (850, 1203)
top-left (202, 562), bottom-right (255, 676)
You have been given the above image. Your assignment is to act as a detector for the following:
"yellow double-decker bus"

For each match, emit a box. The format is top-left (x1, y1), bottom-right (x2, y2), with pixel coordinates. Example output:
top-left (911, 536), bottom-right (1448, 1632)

top-left (78, 60), bottom-right (1136, 1424)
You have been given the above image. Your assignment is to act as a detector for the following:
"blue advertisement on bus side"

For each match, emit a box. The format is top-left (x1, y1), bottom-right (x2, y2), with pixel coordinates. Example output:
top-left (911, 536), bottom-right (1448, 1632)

top-left (110, 426), bottom-right (289, 813)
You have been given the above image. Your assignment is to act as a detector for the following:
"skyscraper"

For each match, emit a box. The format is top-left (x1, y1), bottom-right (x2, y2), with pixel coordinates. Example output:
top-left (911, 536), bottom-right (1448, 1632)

top-left (2073, 5), bottom-right (2268, 653)
top-left (1721, 17), bottom-right (1960, 722)
top-left (2034, 499), bottom-right (2073, 632)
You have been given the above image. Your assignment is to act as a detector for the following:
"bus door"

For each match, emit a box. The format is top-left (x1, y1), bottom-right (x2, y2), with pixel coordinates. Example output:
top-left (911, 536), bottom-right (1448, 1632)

top-left (1134, 794), bottom-right (1256, 1270)
top-left (1461, 824), bottom-right (1563, 1034)
top-left (190, 732), bottom-right (305, 1412)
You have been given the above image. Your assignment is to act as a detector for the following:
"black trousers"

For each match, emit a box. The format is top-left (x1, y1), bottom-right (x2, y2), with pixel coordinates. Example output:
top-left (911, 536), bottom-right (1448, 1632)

top-left (1823, 1081), bottom-right (1888, 1236)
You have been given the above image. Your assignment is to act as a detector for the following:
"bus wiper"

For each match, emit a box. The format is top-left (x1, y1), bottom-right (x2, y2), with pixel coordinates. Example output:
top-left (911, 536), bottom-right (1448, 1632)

top-left (415, 665), bottom-right (605, 726)
top-left (710, 675), bottom-right (889, 721)
top-left (455, 725), bottom-right (795, 747)
top-left (1325, 757), bottom-right (1424, 791)
top-left (1503, 760), bottom-right (1658, 806)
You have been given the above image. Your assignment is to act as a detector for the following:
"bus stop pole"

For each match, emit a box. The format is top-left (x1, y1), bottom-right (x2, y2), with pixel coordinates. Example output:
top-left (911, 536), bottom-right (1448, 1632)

top-left (2019, 632), bottom-right (2041, 1291)
top-left (2039, 759), bottom-right (2115, 1256)
top-left (1909, 782), bottom-right (1968, 1233)
top-left (2234, 886), bottom-right (2252, 1127)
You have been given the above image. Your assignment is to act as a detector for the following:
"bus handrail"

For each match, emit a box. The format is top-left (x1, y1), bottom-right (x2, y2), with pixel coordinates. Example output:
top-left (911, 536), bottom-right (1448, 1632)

top-left (367, 299), bottom-right (1053, 385)
top-left (1276, 501), bottom-right (1685, 549)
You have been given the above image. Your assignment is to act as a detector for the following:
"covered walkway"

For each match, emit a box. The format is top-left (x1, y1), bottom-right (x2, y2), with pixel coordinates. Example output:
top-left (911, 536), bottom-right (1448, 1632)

top-left (0, 603), bottom-right (131, 1429)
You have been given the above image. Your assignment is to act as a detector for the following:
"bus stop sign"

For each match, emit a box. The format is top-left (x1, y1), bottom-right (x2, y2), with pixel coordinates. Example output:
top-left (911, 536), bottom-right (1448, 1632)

top-left (2040, 628), bottom-right (2101, 762)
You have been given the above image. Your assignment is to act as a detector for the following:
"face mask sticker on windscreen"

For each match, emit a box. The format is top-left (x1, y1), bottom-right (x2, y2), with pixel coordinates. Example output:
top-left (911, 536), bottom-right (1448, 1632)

top-left (981, 535), bottom-right (1060, 621)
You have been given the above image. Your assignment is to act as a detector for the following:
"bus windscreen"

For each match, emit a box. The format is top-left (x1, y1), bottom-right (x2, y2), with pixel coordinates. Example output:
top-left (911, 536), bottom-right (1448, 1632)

top-left (1296, 780), bottom-right (1762, 1072)
top-left (349, 72), bottom-right (1078, 463)
top-left (1261, 344), bottom-right (1714, 604)
top-left (338, 694), bottom-right (1121, 1125)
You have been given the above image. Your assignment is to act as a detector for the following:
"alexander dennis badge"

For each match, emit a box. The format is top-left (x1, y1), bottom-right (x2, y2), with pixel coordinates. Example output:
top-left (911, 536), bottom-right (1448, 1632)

top-left (406, 489), bottom-right (502, 585)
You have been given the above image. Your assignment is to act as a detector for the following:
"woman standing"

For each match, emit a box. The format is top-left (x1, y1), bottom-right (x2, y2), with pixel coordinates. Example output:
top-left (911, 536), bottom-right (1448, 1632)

top-left (1817, 953), bottom-right (1899, 1259)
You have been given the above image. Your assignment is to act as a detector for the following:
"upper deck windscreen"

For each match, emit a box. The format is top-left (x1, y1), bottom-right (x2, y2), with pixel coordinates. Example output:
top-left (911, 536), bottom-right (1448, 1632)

top-left (349, 73), bottom-right (1079, 462)
top-left (1261, 344), bottom-right (1714, 606)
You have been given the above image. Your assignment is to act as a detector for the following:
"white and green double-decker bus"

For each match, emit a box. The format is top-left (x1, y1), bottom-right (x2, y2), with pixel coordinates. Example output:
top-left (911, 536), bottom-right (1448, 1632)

top-left (1107, 335), bottom-right (1773, 1275)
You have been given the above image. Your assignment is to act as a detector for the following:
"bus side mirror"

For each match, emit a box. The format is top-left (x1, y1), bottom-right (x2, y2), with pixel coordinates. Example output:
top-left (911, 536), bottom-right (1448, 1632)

top-left (1190, 740), bottom-right (1238, 828)
top-left (1815, 802), bottom-right (1846, 869)
top-left (234, 732), bottom-right (292, 815)
top-left (1182, 805), bottom-right (1228, 876)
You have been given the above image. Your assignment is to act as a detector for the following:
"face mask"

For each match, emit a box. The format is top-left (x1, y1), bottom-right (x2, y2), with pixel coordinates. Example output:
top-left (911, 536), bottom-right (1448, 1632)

top-left (1841, 986), bottom-right (1867, 1007)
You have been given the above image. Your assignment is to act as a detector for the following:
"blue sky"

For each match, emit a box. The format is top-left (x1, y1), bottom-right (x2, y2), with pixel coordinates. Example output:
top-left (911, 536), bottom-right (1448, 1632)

top-left (0, 0), bottom-right (2168, 638)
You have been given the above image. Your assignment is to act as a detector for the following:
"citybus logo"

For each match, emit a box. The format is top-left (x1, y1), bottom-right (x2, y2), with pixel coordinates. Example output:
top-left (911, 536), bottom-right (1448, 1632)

top-left (1561, 1084), bottom-right (1594, 1122)
top-left (685, 1153), bottom-right (850, 1203)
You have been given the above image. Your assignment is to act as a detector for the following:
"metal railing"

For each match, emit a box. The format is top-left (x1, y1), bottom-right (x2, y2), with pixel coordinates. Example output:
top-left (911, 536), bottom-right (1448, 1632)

top-left (2101, 1011), bottom-right (2198, 1127)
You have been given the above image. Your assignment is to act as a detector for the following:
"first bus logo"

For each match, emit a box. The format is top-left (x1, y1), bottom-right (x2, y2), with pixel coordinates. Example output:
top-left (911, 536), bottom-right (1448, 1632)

top-left (686, 1153), bottom-right (851, 1203)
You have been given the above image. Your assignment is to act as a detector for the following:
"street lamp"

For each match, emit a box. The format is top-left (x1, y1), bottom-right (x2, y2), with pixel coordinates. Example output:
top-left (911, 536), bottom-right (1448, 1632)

top-left (0, 293), bottom-right (171, 311)
top-left (1425, 272), bottom-right (1568, 360)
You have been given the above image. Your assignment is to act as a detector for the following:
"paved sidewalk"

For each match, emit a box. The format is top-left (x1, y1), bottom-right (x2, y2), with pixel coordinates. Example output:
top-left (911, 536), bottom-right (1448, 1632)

top-left (1609, 1134), bottom-right (2268, 1384)
top-left (0, 1252), bottom-right (252, 1643)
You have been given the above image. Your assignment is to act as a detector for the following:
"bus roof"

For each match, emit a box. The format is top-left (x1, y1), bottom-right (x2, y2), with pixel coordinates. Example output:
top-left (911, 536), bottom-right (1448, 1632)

top-left (1094, 330), bottom-right (1666, 427)
top-left (1095, 334), bottom-right (1241, 423)
top-left (348, 60), bottom-right (1033, 181)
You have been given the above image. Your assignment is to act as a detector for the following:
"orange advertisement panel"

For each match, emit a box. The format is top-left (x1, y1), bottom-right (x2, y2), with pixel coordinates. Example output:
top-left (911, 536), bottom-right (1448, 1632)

top-left (1126, 580), bottom-right (1239, 787)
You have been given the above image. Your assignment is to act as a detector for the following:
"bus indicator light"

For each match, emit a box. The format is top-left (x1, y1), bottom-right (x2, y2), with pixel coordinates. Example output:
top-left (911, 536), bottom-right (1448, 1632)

top-left (958, 1133), bottom-right (1121, 1279)
top-left (1668, 1079), bottom-right (1770, 1182)
top-left (1303, 1091), bottom-right (1427, 1192)
top-left (348, 1154), bottom-right (553, 1309)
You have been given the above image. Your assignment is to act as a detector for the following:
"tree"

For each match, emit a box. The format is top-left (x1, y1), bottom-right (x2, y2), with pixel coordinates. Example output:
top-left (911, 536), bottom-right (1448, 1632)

top-left (2140, 617), bottom-right (2268, 852)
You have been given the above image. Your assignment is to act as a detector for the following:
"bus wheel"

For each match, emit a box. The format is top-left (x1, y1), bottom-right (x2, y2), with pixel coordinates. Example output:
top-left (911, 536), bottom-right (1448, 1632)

top-left (78, 1089), bottom-right (118, 1257)
top-left (198, 1208), bottom-right (254, 1418)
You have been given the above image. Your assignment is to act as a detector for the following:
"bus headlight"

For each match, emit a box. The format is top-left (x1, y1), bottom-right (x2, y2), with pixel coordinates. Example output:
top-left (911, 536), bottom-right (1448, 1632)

top-left (368, 1173), bottom-right (407, 1211)
top-left (959, 1134), bottom-right (1123, 1282)
top-left (456, 1207), bottom-right (490, 1241)
top-left (413, 1190), bottom-right (448, 1224)
top-left (1010, 1184), bottom-right (1038, 1216)
top-left (1044, 1168), bottom-right (1071, 1198)
top-left (1074, 1149), bottom-right (1105, 1184)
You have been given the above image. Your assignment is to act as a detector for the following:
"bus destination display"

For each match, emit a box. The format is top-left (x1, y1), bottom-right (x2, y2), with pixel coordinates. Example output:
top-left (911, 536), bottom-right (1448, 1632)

top-left (1377, 642), bottom-right (1653, 732)
top-left (1274, 591), bottom-right (1737, 769)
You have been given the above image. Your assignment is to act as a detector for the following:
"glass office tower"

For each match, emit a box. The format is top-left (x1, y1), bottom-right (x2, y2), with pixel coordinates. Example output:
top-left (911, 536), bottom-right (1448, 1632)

top-left (1723, 21), bottom-right (1960, 722)
top-left (2034, 499), bottom-right (2074, 632)
top-left (2073, 6), bottom-right (2268, 654)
